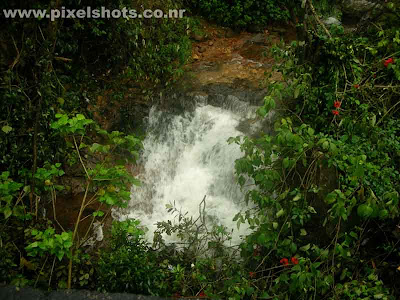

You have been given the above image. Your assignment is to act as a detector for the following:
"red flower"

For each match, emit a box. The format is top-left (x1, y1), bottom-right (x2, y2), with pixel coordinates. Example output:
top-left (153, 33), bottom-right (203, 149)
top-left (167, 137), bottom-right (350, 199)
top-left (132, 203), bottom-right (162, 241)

top-left (384, 57), bottom-right (395, 68)
top-left (173, 292), bottom-right (181, 298)
top-left (332, 110), bottom-right (339, 116)
top-left (353, 84), bottom-right (360, 89)
top-left (249, 271), bottom-right (256, 278)
top-left (291, 257), bottom-right (299, 265)
top-left (199, 291), bottom-right (206, 297)
top-left (334, 100), bottom-right (341, 108)
top-left (280, 258), bottom-right (289, 266)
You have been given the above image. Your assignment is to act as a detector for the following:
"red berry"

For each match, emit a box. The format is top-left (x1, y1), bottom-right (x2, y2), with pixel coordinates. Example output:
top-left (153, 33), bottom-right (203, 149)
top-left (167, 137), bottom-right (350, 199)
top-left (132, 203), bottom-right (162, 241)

top-left (280, 258), bottom-right (289, 266)
top-left (384, 57), bottom-right (395, 68)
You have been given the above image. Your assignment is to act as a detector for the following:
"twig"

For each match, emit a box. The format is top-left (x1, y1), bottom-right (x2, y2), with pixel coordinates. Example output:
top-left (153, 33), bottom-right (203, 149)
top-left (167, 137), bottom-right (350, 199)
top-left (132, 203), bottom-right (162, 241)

top-left (68, 180), bottom-right (90, 289)
top-left (51, 187), bottom-right (66, 232)
top-left (73, 135), bottom-right (90, 180)
top-left (54, 56), bottom-right (72, 62)
top-left (307, 0), bottom-right (331, 38)
top-left (34, 255), bottom-right (49, 288)
top-left (10, 36), bottom-right (21, 70)
top-left (48, 256), bottom-right (56, 287)
top-left (331, 217), bottom-right (341, 288)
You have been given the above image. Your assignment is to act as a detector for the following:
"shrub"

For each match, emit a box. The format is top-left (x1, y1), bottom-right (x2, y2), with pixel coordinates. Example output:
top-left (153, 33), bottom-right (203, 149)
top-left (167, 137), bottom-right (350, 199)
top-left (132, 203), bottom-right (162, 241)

top-left (97, 220), bottom-right (168, 296)
top-left (186, 0), bottom-right (289, 29)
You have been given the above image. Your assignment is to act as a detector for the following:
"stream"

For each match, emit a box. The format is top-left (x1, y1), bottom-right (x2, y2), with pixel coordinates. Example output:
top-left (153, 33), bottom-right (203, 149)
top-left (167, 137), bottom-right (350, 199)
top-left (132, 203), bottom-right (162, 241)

top-left (114, 91), bottom-right (273, 246)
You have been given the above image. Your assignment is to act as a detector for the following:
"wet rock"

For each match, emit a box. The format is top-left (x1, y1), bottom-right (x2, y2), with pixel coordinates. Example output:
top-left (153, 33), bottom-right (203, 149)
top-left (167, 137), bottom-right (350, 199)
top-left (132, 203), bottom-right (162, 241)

top-left (224, 28), bottom-right (235, 38)
top-left (271, 27), bottom-right (286, 35)
top-left (246, 33), bottom-right (268, 46)
top-left (197, 46), bottom-right (207, 53)
top-left (247, 24), bottom-right (264, 33)
top-left (191, 33), bottom-right (206, 42)
top-left (339, 0), bottom-right (382, 20)
top-left (323, 17), bottom-right (341, 26)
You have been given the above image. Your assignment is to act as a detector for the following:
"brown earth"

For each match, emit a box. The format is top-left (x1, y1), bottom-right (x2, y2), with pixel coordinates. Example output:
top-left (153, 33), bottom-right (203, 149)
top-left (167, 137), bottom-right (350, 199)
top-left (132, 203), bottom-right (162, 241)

top-left (185, 21), bottom-right (296, 88)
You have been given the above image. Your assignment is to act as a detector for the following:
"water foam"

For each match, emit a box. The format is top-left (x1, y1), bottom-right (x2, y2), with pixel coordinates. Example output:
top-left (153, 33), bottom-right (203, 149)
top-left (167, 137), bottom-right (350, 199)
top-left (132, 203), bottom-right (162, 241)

top-left (115, 104), bottom-right (254, 245)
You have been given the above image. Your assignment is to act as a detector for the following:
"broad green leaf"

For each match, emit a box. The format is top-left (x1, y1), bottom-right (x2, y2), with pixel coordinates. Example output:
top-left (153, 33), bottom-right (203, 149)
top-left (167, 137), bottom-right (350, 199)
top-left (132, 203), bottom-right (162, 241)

top-left (300, 243), bottom-right (311, 252)
top-left (2, 125), bottom-right (12, 134)
top-left (294, 87), bottom-right (300, 99)
top-left (283, 158), bottom-right (290, 169)
top-left (61, 232), bottom-right (70, 241)
top-left (357, 204), bottom-right (373, 218)
top-left (3, 207), bottom-right (12, 219)
top-left (276, 209), bottom-right (284, 218)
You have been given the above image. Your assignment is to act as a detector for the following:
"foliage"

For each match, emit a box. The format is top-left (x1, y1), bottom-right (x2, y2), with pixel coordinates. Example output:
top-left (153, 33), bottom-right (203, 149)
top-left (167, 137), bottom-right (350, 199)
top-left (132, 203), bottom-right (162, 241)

top-left (185, 0), bottom-right (289, 29)
top-left (225, 1), bottom-right (400, 299)
top-left (2, 0), bottom-right (400, 298)
top-left (97, 220), bottom-right (169, 296)
top-left (0, 0), bottom-right (192, 178)
top-left (0, 112), bottom-right (143, 289)
top-left (0, 171), bottom-right (25, 219)
top-left (25, 228), bottom-right (73, 261)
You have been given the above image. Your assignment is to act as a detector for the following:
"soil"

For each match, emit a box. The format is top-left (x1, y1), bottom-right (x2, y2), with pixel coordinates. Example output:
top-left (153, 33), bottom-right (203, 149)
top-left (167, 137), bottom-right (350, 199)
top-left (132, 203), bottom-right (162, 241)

top-left (184, 22), bottom-right (296, 88)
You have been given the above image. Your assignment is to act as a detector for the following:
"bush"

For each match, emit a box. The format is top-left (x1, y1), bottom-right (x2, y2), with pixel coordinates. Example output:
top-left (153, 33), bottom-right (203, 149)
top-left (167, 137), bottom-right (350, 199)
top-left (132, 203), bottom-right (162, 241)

top-left (186, 0), bottom-right (289, 29)
top-left (97, 220), bottom-right (168, 296)
top-left (227, 2), bottom-right (400, 298)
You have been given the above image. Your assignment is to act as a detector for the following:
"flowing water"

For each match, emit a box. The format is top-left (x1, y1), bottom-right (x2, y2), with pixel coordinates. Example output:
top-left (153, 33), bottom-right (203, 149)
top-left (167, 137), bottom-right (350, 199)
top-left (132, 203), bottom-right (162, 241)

top-left (114, 93), bottom-right (272, 246)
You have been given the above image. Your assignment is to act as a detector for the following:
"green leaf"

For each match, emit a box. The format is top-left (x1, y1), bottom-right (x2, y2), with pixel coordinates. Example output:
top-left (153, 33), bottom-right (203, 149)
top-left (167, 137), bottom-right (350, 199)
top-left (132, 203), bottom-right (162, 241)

top-left (56, 250), bottom-right (65, 261)
top-left (283, 158), bottom-right (290, 169)
top-left (2, 125), bottom-right (12, 134)
top-left (257, 233), bottom-right (267, 245)
top-left (325, 192), bottom-right (337, 204)
top-left (64, 241), bottom-right (73, 248)
top-left (378, 209), bottom-right (389, 219)
top-left (294, 87), bottom-right (300, 99)
top-left (61, 232), bottom-right (70, 241)
top-left (357, 204), bottom-right (373, 218)
top-left (300, 229), bottom-right (307, 236)
top-left (276, 209), bottom-right (284, 218)
top-left (3, 207), bottom-right (12, 219)
top-left (93, 211), bottom-right (105, 217)
top-left (57, 97), bottom-right (65, 105)
top-left (257, 107), bottom-right (267, 117)
top-left (28, 242), bottom-right (39, 248)
top-left (300, 243), bottom-right (311, 252)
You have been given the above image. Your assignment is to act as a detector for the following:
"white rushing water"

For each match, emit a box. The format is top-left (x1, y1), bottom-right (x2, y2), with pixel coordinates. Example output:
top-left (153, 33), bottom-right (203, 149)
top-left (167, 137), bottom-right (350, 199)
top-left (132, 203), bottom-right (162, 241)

top-left (115, 100), bottom-right (262, 245)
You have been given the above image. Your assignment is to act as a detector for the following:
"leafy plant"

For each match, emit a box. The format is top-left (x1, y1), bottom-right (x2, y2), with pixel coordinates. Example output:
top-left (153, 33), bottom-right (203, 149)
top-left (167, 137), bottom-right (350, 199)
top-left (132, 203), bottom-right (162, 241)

top-left (97, 220), bottom-right (168, 296)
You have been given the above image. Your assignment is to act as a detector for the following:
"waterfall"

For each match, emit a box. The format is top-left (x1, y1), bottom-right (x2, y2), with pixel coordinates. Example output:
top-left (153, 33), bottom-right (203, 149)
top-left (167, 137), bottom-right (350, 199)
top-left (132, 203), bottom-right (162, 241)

top-left (114, 94), bottom-right (270, 246)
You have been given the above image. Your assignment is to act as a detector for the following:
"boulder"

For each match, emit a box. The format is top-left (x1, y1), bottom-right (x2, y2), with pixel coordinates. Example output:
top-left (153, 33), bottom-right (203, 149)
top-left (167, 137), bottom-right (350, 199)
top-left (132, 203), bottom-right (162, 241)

top-left (339, 0), bottom-right (381, 20)
top-left (323, 17), bottom-right (341, 26)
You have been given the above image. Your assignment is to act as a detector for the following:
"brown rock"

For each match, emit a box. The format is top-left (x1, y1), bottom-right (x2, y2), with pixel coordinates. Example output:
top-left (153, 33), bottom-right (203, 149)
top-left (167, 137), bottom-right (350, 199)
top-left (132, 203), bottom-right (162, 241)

top-left (225, 29), bottom-right (235, 38)
top-left (198, 46), bottom-right (207, 53)
top-left (208, 41), bottom-right (214, 46)
top-left (192, 54), bottom-right (200, 60)
top-left (192, 33), bottom-right (206, 42)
